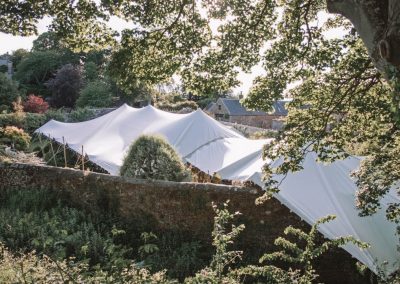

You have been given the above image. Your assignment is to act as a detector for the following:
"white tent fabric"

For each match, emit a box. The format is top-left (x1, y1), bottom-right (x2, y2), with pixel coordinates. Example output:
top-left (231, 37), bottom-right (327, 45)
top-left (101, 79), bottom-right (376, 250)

top-left (36, 104), bottom-right (399, 275)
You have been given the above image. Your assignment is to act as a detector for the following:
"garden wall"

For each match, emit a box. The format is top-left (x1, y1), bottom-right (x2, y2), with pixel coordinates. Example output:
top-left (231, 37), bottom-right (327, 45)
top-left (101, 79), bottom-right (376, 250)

top-left (0, 162), bottom-right (371, 283)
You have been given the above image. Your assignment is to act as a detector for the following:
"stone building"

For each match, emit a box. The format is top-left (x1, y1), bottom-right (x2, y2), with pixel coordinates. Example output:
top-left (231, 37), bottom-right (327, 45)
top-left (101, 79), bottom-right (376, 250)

top-left (205, 98), bottom-right (288, 129)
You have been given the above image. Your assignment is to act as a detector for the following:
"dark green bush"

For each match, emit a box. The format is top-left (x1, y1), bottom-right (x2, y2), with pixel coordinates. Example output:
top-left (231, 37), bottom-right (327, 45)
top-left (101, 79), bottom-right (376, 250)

top-left (0, 188), bottom-right (131, 269)
top-left (77, 80), bottom-right (114, 108)
top-left (68, 107), bottom-right (97, 122)
top-left (120, 135), bottom-right (190, 182)
top-left (157, 101), bottom-right (198, 112)
top-left (0, 73), bottom-right (21, 110)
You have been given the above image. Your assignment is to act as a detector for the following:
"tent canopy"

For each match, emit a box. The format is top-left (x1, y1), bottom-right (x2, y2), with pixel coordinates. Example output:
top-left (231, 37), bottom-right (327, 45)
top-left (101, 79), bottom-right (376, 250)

top-left (36, 104), bottom-right (399, 275)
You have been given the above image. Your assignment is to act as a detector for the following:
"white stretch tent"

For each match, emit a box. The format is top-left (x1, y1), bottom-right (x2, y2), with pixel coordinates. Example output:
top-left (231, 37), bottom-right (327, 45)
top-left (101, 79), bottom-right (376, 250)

top-left (36, 104), bottom-right (399, 275)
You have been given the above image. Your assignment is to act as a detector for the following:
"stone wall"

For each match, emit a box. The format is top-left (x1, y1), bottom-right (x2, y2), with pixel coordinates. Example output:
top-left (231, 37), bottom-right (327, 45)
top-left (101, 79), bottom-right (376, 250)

top-left (221, 121), bottom-right (277, 137)
top-left (0, 162), bottom-right (371, 283)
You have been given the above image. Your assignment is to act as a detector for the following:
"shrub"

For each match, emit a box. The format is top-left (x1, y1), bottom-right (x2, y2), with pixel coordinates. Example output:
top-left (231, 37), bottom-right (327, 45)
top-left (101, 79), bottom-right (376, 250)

top-left (120, 135), bottom-right (190, 182)
top-left (0, 73), bottom-right (21, 110)
top-left (156, 101), bottom-right (198, 112)
top-left (68, 107), bottom-right (96, 122)
top-left (0, 126), bottom-right (31, 150)
top-left (77, 80), bottom-right (114, 108)
top-left (0, 242), bottom-right (174, 284)
top-left (45, 108), bottom-right (67, 122)
top-left (0, 188), bottom-right (131, 270)
top-left (23, 94), bottom-right (49, 113)
top-left (0, 112), bottom-right (48, 134)
top-left (249, 130), bottom-right (278, 139)
top-left (46, 64), bottom-right (83, 108)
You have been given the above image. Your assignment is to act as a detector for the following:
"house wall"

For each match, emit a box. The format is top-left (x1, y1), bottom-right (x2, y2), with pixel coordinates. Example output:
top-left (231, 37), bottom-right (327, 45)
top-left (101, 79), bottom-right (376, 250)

top-left (229, 115), bottom-right (286, 129)
top-left (207, 100), bottom-right (230, 120)
top-left (0, 162), bottom-right (371, 284)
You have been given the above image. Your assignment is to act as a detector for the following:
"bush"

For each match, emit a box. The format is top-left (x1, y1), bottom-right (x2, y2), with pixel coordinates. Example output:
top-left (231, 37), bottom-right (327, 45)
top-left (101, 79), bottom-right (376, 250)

top-left (23, 94), bottom-right (49, 113)
top-left (45, 108), bottom-right (67, 122)
top-left (120, 135), bottom-right (190, 182)
top-left (0, 188), bottom-right (131, 270)
top-left (156, 101), bottom-right (198, 112)
top-left (68, 107), bottom-right (96, 122)
top-left (0, 112), bottom-right (48, 134)
top-left (0, 73), bottom-right (21, 110)
top-left (46, 64), bottom-right (83, 108)
top-left (77, 80), bottom-right (114, 108)
top-left (0, 126), bottom-right (31, 150)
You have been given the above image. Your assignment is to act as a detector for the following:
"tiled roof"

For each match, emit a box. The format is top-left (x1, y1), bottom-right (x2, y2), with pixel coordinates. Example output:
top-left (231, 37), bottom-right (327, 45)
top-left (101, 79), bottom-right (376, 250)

top-left (272, 100), bottom-right (289, 116)
top-left (204, 102), bottom-right (215, 112)
top-left (220, 98), bottom-right (289, 116)
top-left (220, 99), bottom-right (266, 116)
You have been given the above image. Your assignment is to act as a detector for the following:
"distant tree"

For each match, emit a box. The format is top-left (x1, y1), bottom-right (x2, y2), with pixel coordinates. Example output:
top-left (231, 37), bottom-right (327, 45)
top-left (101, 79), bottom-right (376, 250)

top-left (83, 61), bottom-right (98, 82)
top-left (10, 48), bottom-right (29, 71)
top-left (14, 50), bottom-right (77, 97)
top-left (77, 80), bottom-right (114, 108)
top-left (0, 73), bottom-right (20, 110)
top-left (0, 65), bottom-right (7, 73)
top-left (46, 64), bottom-right (83, 108)
top-left (31, 32), bottom-right (62, 52)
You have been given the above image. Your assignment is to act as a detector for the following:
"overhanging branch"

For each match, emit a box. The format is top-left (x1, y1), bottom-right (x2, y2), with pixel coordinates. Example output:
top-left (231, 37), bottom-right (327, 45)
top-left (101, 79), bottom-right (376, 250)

top-left (326, 0), bottom-right (391, 74)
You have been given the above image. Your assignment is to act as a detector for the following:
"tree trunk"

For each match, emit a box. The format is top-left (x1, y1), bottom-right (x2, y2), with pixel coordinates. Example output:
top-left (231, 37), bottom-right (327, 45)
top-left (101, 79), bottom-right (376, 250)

top-left (327, 0), bottom-right (400, 77)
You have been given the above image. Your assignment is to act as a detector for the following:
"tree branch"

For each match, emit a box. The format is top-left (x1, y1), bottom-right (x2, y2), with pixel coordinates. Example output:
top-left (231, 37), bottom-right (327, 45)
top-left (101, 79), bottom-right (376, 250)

top-left (326, 0), bottom-right (391, 75)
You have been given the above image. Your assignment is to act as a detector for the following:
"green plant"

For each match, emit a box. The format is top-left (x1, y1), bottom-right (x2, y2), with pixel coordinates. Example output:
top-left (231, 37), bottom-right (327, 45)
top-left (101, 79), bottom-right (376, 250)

top-left (45, 108), bottom-right (67, 122)
top-left (249, 130), bottom-right (278, 139)
top-left (0, 126), bottom-right (31, 150)
top-left (0, 242), bottom-right (175, 284)
top-left (77, 80), bottom-right (114, 108)
top-left (156, 101), bottom-right (198, 112)
top-left (140, 232), bottom-right (206, 281)
top-left (120, 135), bottom-right (190, 182)
top-left (0, 188), bottom-right (132, 271)
top-left (0, 73), bottom-right (21, 110)
top-left (186, 202), bottom-right (369, 284)
top-left (68, 107), bottom-right (96, 122)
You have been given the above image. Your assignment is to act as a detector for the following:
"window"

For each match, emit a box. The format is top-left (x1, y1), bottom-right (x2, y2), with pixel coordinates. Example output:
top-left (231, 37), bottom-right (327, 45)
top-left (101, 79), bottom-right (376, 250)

top-left (218, 104), bottom-right (221, 110)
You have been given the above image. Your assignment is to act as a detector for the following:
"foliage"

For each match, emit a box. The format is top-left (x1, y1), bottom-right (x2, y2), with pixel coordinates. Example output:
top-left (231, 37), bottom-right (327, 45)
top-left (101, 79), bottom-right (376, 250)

top-left (249, 130), bottom-right (278, 140)
top-left (187, 203), bottom-right (368, 284)
top-left (0, 111), bottom-right (63, 134)
top-left (0, 242), bottom-right (175, 284)
top-left (0, 188), bottom-right (371, 283)
top-left (11, 48), bottom-right (29, 70)
top-left (83, 61), bottom-right (99, 82)
top-left (32, 31), bottom-right (64, 51)
top-left (0, 65), bottom-right (7, 73)
top-left (140, 232), bottom-right (206, 281)
top-left (0, 126), bottom-right (31, 150)
top-left (77, 80), bottom-right (114, 108)
top-left (23, 94), bottom-right (49, 113)
top-left (14, 50), bottom-right (78, 97)
top-left (156, 101), bottom-right (198, 113)
top-left (0, 188), bottom-right (132, 271)
top-left (0, 73), bottom-right (20, 110)
top-left (120, 135), bottom-right (190, 182)
top-left (68, 107), bottom-right (97, 122)
top-left (46, 64), bottom-right (83, 108)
